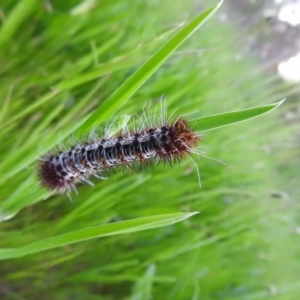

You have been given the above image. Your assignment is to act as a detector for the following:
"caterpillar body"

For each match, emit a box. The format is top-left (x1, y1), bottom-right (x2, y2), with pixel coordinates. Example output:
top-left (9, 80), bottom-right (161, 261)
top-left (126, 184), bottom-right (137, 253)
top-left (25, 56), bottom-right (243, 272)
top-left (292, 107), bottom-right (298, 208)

top-left (38, 110), bottom-right (201, 194)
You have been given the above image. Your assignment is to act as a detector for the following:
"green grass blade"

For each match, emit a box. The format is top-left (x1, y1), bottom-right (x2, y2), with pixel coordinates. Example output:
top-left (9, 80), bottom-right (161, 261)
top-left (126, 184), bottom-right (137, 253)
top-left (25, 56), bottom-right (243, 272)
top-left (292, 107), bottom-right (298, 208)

top-left (0, 59), bottom-right (138, 130)
top-left (130, 264), bottom-right (156, 300)
top-left (0, 212), bottom-right (198, 260)
top-left (0, 0), bottom-right (38, 47)
top-left (80, 1), bottom-right (223, 132)
top-left (193, 100), bottom-right (284, 132)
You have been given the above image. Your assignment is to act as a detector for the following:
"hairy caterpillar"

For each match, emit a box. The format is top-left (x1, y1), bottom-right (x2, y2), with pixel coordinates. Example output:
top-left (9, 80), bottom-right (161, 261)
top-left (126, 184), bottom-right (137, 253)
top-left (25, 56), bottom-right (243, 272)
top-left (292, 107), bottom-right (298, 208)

top-left (38, 104), bottom-right (202, 194)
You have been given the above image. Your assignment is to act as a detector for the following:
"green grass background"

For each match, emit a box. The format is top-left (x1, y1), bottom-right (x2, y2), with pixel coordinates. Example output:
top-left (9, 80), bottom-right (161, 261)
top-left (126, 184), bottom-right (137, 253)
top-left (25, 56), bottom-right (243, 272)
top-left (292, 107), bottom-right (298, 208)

top-left (0, 0), bottom-right (299, 299)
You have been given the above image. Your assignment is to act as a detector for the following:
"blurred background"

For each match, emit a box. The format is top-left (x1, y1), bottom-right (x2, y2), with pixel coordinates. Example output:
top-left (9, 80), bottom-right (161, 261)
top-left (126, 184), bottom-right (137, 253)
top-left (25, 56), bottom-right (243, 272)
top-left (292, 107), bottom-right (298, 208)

top-left (0, 0), bottom-right (299, 299)
top-left (228, 0), bottom-right (300, 83)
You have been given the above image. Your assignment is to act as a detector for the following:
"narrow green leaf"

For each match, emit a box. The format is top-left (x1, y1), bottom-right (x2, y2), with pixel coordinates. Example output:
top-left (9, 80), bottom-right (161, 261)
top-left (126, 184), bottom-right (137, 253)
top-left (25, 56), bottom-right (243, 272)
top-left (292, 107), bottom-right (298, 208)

top-left (193, 100), bottom-right (284, 132)
top-left (80, 1), bottom-right (223, 133)
top-left (0, 0), bottom-right (39, 47)
top-left (0, 59), bottom-right (138, 130)
top-left (130, 264), bottom-right (156, 300)
top-left (0, 212), bottom-right (198, 260)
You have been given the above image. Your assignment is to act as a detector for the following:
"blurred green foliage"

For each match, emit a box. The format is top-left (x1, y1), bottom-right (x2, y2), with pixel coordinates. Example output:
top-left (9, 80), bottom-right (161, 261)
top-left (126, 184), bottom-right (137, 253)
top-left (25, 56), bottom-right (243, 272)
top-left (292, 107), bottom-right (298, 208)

top-left (0, 0), bottom-right (299, 299)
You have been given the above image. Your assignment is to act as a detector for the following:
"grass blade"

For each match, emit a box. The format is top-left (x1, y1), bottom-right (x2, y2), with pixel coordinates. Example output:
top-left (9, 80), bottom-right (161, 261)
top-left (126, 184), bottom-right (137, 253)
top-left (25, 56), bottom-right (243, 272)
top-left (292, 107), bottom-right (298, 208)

top-left (0, 212), bottom-right (198, 260)
top-left (193, 100), bottom-right (284, 132)
top-left (0, 0), bottom-right (38, 47)
top-left (80, 1), bottom-right (223, 132)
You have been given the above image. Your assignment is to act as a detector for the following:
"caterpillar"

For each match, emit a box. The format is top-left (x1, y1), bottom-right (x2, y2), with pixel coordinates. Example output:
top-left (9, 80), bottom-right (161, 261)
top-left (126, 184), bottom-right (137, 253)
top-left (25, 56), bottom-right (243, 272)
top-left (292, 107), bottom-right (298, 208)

top-left (38, 105), bottom-right (201, 194)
